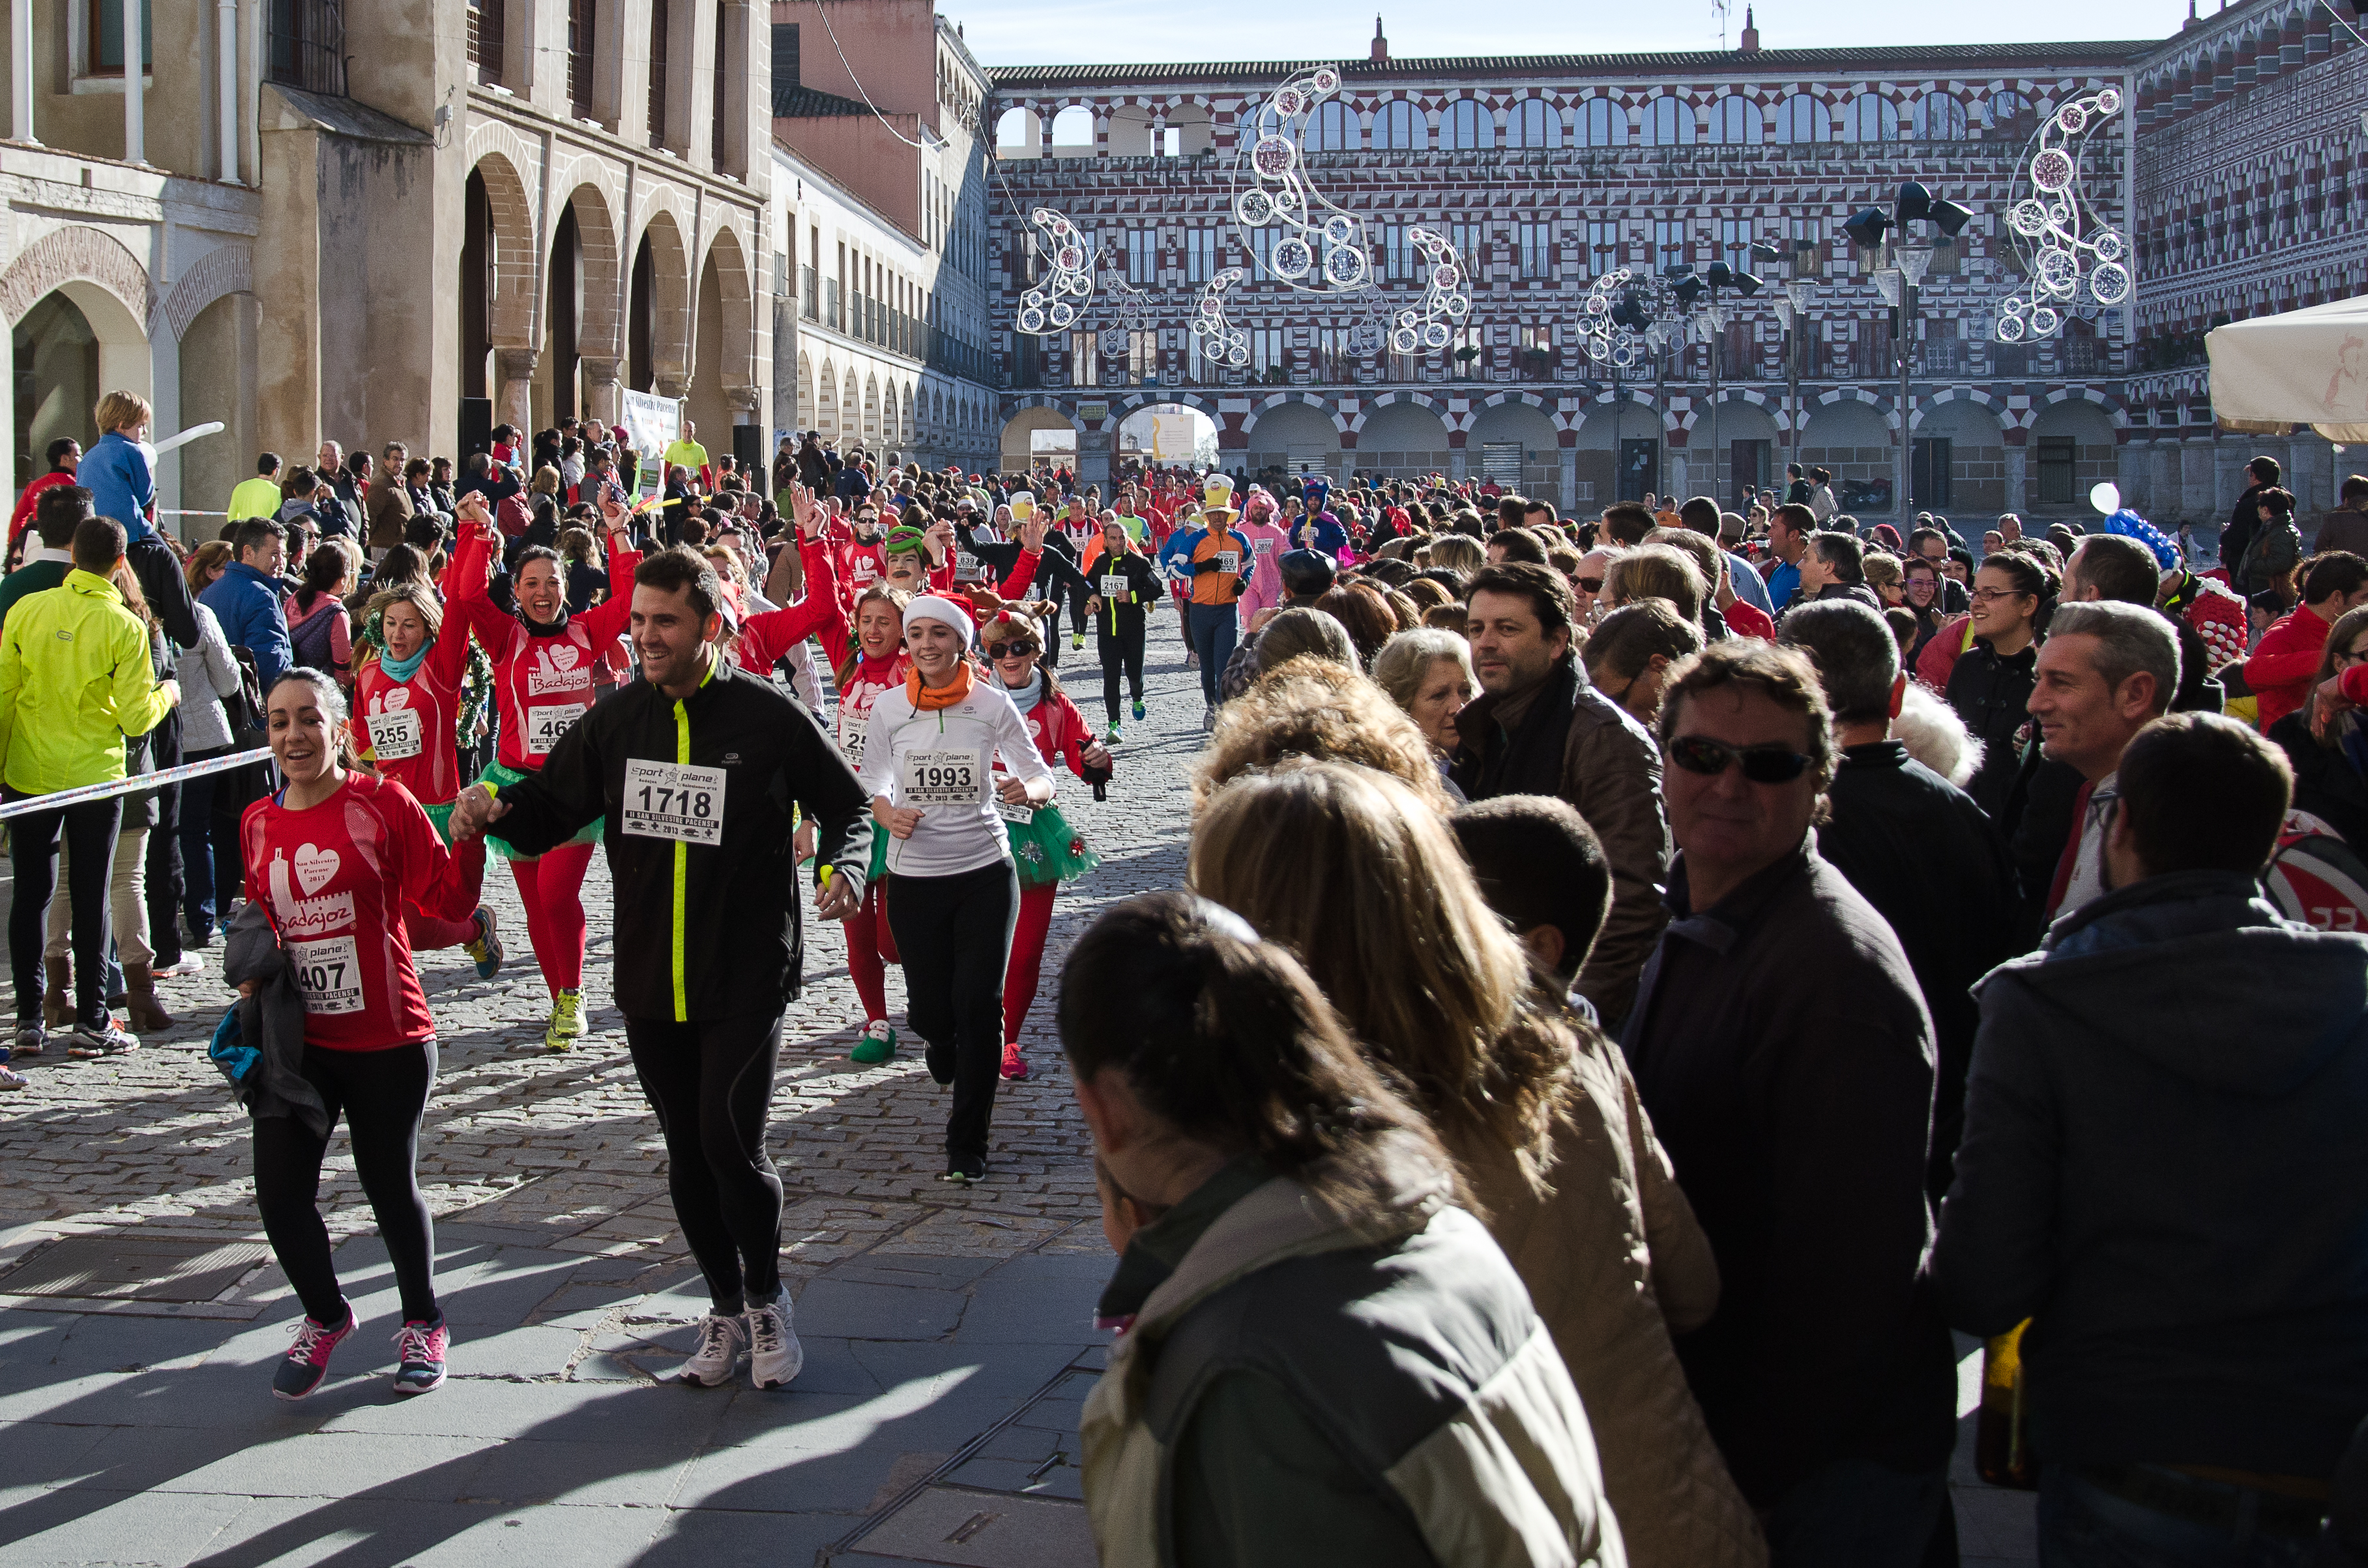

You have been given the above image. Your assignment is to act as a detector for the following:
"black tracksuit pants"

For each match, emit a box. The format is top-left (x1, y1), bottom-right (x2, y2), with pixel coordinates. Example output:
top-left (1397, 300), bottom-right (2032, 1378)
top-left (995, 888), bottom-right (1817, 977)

top-left (885, 861), bottom-right (1018, 1167)
top-left (625, 1008), bottom-right (787, 1313)
top-left (1098, 615), bottom-right (1148, 723)
top-left (253, 1040), bottom-right (440, 1325)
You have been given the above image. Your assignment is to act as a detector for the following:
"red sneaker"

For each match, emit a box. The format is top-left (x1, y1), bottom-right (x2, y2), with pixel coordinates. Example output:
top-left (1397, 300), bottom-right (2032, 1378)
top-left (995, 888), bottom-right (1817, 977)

top-left (272, 1306), bottom-right (357, 1401)
top-left (999, 1043), bottom-right (1029, 1081)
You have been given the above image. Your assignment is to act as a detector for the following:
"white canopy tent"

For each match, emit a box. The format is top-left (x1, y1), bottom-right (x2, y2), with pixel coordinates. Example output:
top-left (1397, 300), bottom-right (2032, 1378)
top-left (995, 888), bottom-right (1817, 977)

top-left (2206, 295), bottom-right (2368, 443)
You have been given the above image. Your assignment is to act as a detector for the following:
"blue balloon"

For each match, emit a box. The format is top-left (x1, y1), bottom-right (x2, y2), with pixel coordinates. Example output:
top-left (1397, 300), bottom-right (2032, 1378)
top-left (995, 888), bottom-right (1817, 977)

top-left (2101, 508), bottom-right (2180, 572)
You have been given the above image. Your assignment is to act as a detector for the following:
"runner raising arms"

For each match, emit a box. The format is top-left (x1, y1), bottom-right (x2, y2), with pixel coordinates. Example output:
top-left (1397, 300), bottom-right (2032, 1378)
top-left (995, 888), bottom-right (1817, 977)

top-left (835, 584), bottom-right (912, 1066)
top-left (354, 581), bottom-right (503, 976)
top-left (443, 491), bottom-right (640, 1051)
top-left (856, 595), bottom-right (1057, 1183)
top-left (450, 547), bottom-right (871, 1391)
top-left (976, 611), bottom-right (1105, 1082)
top-left (239, 669), bottom-right (480, 1400)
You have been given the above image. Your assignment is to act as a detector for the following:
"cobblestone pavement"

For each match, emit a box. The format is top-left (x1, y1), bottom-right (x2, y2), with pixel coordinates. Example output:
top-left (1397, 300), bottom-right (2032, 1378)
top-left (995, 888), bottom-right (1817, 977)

top-left (0, 610), bottom-right (2034, 1567)
top-left (0, 618), bottom-right (1206, 1285)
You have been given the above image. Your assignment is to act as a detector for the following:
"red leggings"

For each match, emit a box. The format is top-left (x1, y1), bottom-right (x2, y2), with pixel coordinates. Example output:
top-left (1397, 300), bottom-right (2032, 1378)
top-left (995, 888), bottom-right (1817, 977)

top-left (405, 835), bottom-right (488, 951)
top-left (1001, 881), bottom-right (1058, 1045)
top-left (841, 878), bottom-right (900, 1022)
top-left (509, 841), bottom-right (596, 995)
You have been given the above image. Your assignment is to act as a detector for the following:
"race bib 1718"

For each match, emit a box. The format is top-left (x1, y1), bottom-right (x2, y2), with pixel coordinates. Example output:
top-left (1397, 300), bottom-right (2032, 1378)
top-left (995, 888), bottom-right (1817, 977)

top-left (621, 759), bottom-right (727, 845)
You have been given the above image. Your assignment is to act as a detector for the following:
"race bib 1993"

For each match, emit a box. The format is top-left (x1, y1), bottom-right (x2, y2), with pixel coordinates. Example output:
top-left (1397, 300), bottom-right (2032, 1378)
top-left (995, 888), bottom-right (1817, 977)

top-left (369, 706), bottom-right (423, 761)
top-left (901, 749), bottom-right (981, 807)
top-left (290, 935), bottom-right (364, 1015)
top-left (622, 759), bottom-right (727, 845)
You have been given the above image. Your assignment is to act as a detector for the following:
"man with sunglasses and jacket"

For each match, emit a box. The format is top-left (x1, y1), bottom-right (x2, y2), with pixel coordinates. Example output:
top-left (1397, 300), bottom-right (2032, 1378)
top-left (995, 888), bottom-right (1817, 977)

top-left (1622, 637), bottom-right (1956, 1568)
top-left (1452, 562), bottom-right (1668, 1028)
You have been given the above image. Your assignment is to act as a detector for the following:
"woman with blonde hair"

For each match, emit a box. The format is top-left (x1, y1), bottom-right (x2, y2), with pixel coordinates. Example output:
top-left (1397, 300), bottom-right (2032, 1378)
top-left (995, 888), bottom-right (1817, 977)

top-left (1421, 532), bottom-right (1485, 578)
top-left (1371, 627), bottom-right (1476, 798)
top-left (1195, 656), bottom-right (1450, 811)
top-left (1191, 761), bottom-right (1765, 1568)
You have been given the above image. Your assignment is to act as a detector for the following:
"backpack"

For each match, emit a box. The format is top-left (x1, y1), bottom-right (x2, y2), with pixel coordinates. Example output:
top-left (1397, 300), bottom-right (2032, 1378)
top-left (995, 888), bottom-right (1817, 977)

top-left (288, 600), bottom-right (345, 674)
top-left (2261, 810), bottom-right (2368, 935)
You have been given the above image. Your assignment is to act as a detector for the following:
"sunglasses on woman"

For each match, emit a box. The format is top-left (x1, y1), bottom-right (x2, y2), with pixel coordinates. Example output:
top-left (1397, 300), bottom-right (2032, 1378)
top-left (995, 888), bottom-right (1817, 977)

top-left (986, 640), bottom-right (1040, 660)
top-left (1666, 734), bottom-right (1814, 783)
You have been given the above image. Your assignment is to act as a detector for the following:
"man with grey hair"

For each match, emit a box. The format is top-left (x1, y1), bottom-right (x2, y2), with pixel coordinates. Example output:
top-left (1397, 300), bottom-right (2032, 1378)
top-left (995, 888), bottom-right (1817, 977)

top-left (1781, 600), bottom-right (2023, 1201)
top-left (2030, 600), bottom-right (2180, 924)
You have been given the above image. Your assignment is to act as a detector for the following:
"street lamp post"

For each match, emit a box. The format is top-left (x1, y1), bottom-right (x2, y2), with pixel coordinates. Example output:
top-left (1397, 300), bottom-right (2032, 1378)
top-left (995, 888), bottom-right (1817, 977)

top-left (1664, 260), bottom-right (1762, 509)
top-left (1754, 240), bottom-right (1817, 488)
top-left (1847, 181), bottom-right (1972, 521)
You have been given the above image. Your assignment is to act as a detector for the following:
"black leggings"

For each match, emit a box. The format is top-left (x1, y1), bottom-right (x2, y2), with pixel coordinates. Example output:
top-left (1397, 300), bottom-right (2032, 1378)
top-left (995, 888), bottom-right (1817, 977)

top-left (1098, 617), bottom-right (1147, 723)
top-left (886, 861), bottom-right (1019, 1166)
top-left (254, 1040), bottom-right (439, 1325)
top-left (626, 1009), bottom-right (786, 1313)
top-left (8, 795), bottom-right (121, 1028)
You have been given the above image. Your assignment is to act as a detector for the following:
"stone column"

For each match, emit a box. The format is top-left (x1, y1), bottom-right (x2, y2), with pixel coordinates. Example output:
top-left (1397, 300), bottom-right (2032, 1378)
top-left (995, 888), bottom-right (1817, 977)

top-left (581, 357), bottom-right (622, 426)
top-left (496, 348), bottom-right (540, 437)
top-left (122, 0), bottom-right (142, 164)
top-left (12, 0), bottom-right (35, 143)
top-left (1558, 446), bottom-right (1578, 514)
top-left (2003, 444), bottom-right (2028, 520)
top-left (654, 374), bottom-right (690, 400)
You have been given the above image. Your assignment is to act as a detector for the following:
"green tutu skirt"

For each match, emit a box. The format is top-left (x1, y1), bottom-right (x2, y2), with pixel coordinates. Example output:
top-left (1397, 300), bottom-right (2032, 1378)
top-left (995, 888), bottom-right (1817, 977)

top-left (482, 760), bottom-right (604, 863)
top-left (868, 825), bottom-right (891, 884)
top-left (1003, 802), bottom-right (1098, 889)
top-left (422, 799), bottom-right (458, 848)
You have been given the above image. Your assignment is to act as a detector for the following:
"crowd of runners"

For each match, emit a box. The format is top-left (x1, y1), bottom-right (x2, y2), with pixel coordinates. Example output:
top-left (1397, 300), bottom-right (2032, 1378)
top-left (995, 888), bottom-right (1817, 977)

top-left (4, 403), bottom-right (2366, 1566)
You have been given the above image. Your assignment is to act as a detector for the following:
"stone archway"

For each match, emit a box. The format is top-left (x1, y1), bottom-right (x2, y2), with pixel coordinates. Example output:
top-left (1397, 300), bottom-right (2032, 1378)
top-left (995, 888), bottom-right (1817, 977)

top-left (628, 207), bottom-right (692, 396)
top-left (697, 224), bottom-right (759, 420)
top-left (465, 152), bottom-right (538, 427)
top-left (555, 183), bottom-right (623, 422)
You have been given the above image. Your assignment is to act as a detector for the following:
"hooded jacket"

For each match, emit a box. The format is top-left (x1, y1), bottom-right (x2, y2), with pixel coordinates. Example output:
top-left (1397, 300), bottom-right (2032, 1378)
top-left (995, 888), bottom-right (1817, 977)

top-left (1933, 869), bottom-right (2368, 1479)
top-left (1082, 1137), bottom-right (1626, 1568)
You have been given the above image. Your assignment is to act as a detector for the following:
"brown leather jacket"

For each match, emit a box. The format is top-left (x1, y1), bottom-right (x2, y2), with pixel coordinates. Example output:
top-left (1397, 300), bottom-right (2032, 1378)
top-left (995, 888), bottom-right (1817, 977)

top-left (1452, 652), bottom-right (1671, 1026)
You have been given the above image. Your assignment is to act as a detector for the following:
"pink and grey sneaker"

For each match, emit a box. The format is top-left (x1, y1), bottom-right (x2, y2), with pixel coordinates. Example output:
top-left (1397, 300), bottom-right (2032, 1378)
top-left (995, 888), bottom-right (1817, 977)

top-left (272, 1305), bottom-right (357, 1401)
top-left (391, 1314), bottom-right (449, 1395)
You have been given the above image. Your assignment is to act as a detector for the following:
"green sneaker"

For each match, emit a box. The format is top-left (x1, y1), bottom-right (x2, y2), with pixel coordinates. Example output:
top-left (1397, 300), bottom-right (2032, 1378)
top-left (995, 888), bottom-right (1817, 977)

top-left (1131, 699), bottom-right (1146, 721)
top-left (851, 1021), bottom-right (896, 1065)
top-left (1105, 723), bottom-right (1122, 744)
top-left (544, 989), bottom-right (583, 1053)
top-left (1071, 631), bottom-right (1084, 650)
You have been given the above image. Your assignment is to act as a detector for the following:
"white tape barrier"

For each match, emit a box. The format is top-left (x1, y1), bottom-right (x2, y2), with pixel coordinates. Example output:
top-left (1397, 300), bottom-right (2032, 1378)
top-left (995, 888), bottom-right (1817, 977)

top-left (0, 746), bottom-right (270, 822)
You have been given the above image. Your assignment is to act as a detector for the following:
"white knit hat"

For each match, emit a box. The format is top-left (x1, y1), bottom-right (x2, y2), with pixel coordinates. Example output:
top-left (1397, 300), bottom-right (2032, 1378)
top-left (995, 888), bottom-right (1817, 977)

top-left (903, 593), bottom-right (976, 646)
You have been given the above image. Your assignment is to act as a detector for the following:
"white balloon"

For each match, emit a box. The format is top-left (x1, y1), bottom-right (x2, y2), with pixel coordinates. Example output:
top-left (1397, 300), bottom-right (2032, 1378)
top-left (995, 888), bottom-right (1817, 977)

top-left (2089, 482), bottom-right (2122, 515)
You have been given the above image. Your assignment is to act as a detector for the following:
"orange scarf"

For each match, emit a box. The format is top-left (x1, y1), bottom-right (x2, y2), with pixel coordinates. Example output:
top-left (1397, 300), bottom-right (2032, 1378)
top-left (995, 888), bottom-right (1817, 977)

top-left (907, 660), bottom-right (974, 712)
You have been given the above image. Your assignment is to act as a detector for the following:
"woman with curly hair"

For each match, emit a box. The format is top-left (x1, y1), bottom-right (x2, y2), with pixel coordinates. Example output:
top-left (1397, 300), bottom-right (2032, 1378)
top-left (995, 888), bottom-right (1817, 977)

top-left (974, 609), bottom-right (1108, 1081)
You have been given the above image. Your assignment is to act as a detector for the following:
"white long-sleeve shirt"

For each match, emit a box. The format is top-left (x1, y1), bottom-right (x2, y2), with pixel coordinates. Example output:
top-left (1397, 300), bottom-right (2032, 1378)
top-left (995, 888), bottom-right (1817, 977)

top-left (857, 676), bottom-right (1057, 878)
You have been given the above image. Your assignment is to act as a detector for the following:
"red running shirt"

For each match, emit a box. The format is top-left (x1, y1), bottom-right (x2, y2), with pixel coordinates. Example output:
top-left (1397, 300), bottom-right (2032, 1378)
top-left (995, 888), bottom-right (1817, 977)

top-left (735, 534), bottom-right (848, 676)
top-left (354, 622), bottom-right (473, 806)
top-left (445, 521), bottom-right (639, 773)
top-left (239, 773), bottom-right (476, 1050)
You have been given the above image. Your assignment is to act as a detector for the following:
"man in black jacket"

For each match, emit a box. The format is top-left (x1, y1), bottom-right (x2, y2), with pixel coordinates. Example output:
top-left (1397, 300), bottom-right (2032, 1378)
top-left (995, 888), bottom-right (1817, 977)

top-left (1780, 600), bottom-right (2025, 1202)
top-left (451, 547), bottom-right (870, 1394)
top-left (1623, 639), bottom-right (1956, 1563)
top-left (1937, 714), bottom-right (2368, 1558)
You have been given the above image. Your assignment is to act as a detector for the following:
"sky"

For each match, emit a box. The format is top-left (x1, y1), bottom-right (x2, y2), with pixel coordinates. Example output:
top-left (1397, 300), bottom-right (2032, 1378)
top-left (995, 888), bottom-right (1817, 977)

top-left (943, 0), bottom-right (2199, 66)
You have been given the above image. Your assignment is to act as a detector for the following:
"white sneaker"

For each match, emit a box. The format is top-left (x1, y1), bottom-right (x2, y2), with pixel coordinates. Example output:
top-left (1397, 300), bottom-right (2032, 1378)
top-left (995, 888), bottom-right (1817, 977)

top-left (746, 1286), bottom-right (804, 1390)
top-left (679, 1311), bottom-right (748, 1387)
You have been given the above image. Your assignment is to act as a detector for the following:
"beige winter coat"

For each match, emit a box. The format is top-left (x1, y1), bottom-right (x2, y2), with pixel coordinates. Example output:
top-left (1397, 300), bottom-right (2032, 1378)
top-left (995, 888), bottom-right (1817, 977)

top-left (1450, 1028), bottom-right (1768, 1568)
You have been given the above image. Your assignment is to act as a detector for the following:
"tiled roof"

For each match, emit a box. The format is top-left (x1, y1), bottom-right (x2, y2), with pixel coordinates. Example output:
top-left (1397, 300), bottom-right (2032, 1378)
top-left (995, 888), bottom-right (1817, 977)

top-left (986, 42), bottom-right (2159, 90)
top-left (773, 84), bottom-right (875, 118)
